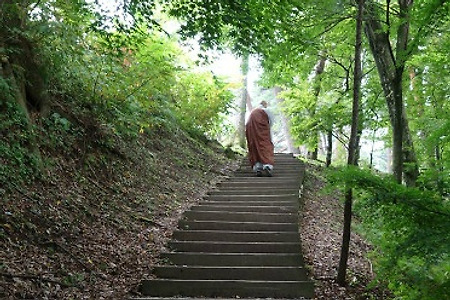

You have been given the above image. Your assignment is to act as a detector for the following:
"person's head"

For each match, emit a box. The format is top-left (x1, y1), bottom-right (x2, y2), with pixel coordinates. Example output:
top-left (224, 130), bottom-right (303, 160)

top-left (260, 101), bottom-right (268, 108)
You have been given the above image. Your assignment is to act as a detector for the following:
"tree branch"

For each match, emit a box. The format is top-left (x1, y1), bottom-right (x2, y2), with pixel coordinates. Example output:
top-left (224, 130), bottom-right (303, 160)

top-left (29, 0), bottom-right (42, 12)
top-left (314, 15), bottom-right (353, 39)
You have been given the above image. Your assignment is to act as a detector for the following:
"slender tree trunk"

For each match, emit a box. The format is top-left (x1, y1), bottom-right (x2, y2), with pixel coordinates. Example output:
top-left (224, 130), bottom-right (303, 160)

top-left (246, 91), bottom-right (253, 112)
top-left (369, 130), bottom-right (376, 169)
top-left (326, 128), bottom-right (332, 167)
top-left (386, 147), bottom-right (393, 173)
top-left (435, 145), bottom-right (444, 196)
top-left (274, 87), bottom-right (299, 154)
top-left (237, 54), bottom-right (249, 149)
top-left (337, 0), bottom-right (364, 286)
top-left (308, 55), bottom-right (327, 159)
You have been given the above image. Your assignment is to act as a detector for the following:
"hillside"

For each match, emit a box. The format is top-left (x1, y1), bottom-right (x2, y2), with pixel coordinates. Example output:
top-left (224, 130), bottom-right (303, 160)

top-left (0, 98), bottom-right (239, 299)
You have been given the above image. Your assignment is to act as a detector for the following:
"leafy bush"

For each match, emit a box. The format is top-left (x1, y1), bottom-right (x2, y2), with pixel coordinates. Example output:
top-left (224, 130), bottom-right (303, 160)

top-left (171, 71), bottom-right (234, 136)
top-left (327, 167), bottom-right (450, 299)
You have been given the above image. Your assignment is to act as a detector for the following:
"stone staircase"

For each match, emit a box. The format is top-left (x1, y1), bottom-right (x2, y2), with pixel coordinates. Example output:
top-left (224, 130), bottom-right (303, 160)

top-left (136, 153), bottom-right (315, 299)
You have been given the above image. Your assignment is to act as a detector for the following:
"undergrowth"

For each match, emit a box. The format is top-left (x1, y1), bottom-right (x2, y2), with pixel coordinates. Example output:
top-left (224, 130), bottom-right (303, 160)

top-left (327, 166), bottom-right (450, 299)
top-left (0, 89), bottom-right (41, 188)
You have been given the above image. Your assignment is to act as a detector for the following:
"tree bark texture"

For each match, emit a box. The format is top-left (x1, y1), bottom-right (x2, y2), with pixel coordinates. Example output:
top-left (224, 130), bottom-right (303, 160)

top-left (326, 128), bottom-right (332, 167)
top-left (1, 1), bottom-right (46, 171)
top-left (0, 0), bottom-right (49, 119)
top-left (364, 0), bottom-right (419, 186)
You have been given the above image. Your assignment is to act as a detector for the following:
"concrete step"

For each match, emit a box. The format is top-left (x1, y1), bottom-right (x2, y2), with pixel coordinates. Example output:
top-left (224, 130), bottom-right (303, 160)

top-left (160, 252), bottom-right (305, 266)
top-left (237, 166), bottom-right (304, 172)
top-left (217, 181), bottom-right (301, 189)
top-left (234, 173), bottom-right (304, 178)
top-left (220, 177), bottom-right (301, 183)
top-left (233, 172), bottom-right (303, 178)
top-left (191, 205), bottom-right (298, 213)
top-left (138, 154), bottom-right (314, 300)
top-left (240, 158), bottom-right (301, 163)
top-left (235, 169), bottom-right (303, 174)
top-left (241, 158), bottom-right (302, 163)
top-left (152, 266), bottom-right (308, 281)
top-left (198, 200), bottom-right (298, 206)
top-left (239, 162), bottom-right (303, 167)
top-left (206, 193), bottom-right (298, 201)
top-left (168, 241), bottom-right (302, 253)
top-left (238, 164), bottom-right (302, 168)
top-left (172, 230), bottom-right (300, 242)
top-left (139, 279), bottom-right (315, 298)
top-left (183, 211), bottom-right (297, 223)
top-left (178, 220), bottom-right (298, 232)
top-left (224, 177), bottom-right (300, 182)
top-left (208, 189), bottom-right (299, 196)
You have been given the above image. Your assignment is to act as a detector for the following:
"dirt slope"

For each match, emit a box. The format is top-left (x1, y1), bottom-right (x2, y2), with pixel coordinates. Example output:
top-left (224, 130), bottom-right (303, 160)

top-left (1, 118), bottom-right (239, 299)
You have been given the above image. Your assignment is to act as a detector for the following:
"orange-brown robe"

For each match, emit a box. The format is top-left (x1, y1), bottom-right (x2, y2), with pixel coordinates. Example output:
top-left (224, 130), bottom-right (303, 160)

top-left (245, 108), bottom-right (274, 167)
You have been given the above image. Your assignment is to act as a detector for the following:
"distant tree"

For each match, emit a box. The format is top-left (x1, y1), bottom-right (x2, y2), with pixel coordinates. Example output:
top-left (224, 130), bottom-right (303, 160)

top-left (237, 54), bottom-right (249, 149)
top-left (308, 55), bottom-right (327, 160)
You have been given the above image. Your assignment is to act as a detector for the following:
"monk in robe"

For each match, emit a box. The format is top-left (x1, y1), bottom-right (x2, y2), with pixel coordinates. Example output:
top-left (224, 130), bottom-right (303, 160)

top-left (245, 101), bottom-right (274, 177)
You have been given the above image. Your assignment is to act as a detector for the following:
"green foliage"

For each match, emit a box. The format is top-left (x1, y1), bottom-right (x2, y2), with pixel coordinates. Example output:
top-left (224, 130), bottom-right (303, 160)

top-left (0, 93), bottom-right (41, 186)
top-left (36, 5), bottom-right (233, 140)
top-left (327, 166), bottom-right (450, 299)
top-left (171, 71), bottom-right (233, 135)
top-left (1, 1), bottom-right (235, 187)
top-left (279, 82), bottom-right (320, 150)
top-left (280, 80), bottom-right (352, 154)
top-left (406, 17), bottom-right (450, 195)
top-left (164, 0), bottom-right (308, 54)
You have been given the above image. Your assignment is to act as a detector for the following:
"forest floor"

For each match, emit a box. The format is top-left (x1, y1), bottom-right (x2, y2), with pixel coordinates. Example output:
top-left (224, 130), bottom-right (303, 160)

top-left (1, 116), bottom-right (390, 299)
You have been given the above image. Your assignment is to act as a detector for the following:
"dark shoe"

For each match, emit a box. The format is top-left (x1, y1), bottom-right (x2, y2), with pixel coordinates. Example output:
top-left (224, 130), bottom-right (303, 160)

top-left (256, 169), bottom-right (262, 177)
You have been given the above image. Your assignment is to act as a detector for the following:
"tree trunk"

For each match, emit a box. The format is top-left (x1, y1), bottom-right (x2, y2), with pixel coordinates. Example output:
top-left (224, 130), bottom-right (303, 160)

top-left (337, 0), bottom-right (364, 286)
top-left (326, 128), bottom-right (332, 167)
top-left (308, 55), bottom-right (327, 160)
top-left (386, 147), bottom-right (393, 173)
top-left (237, 54), bottom-right (249, 149)
top-left (435, 145), bottom-right (444, 196)
top-left (364, 0), bottom-right (419, 186)
top-left (1, 1), bottom-right (45, 170)
top-left (1, 0), bottom-right (49, 118)
top-left (274, 87), bottom-right (299, 154)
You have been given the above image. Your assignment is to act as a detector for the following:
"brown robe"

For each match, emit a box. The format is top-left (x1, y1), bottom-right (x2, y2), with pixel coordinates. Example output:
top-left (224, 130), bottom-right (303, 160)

top-left (245, 108), bottom-right (274, 167)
